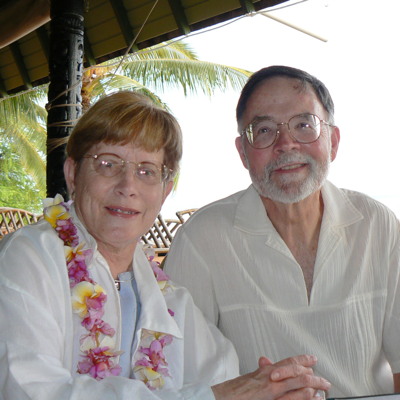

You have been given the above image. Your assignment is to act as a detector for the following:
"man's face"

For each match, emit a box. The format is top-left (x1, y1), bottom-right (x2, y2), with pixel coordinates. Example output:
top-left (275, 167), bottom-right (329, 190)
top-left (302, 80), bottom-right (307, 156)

top-left (235, 77), bottom-right (340, 204)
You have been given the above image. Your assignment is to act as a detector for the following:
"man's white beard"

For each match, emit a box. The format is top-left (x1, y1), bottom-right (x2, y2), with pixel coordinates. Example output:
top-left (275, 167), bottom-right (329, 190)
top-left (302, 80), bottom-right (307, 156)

top-left (249, 151), bottom-right (330, 204)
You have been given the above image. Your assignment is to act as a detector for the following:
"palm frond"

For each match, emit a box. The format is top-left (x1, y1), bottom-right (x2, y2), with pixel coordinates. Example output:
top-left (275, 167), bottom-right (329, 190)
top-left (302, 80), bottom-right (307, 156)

top-left (85, 75), bottom-right (171, 110)
top-left (1, 125), bottom-right (46, 190)
top-left (121, 58), bottom-right (251, 96)
top-left (0, 86), bottom-right (47, 125)
top-left (129, 41), bottom-right (199, 61)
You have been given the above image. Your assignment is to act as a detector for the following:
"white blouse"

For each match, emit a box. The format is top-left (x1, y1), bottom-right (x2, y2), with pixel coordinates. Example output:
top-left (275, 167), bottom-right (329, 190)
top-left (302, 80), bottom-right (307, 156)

top-left (0, 206), bottom-right (239, 400)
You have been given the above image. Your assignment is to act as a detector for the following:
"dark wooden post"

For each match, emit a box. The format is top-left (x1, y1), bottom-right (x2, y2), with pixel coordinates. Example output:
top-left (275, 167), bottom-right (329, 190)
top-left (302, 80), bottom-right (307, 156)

top-left (46, 0), bottom-right (84, 198)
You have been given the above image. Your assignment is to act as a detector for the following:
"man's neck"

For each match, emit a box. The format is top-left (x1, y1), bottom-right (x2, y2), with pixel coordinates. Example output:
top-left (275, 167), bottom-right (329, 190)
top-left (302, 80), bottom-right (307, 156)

top-left (261, 190), bottom-right (324, 300)
top-left (261, 190), bottom-right (324, 242)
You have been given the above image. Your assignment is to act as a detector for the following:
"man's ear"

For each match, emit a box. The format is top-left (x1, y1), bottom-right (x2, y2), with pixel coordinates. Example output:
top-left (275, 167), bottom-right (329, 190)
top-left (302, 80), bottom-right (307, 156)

top-left (235, 136), bottom-right (249, 170)
top-left (330, 126), bottom-right (340, 162)
top-left (63, 157), bottom-right (77, 196)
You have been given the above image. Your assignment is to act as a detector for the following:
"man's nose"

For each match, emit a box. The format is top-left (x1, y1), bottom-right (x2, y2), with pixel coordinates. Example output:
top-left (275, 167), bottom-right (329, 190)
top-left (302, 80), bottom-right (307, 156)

top-left (274, 124), bottom-right (300, 151)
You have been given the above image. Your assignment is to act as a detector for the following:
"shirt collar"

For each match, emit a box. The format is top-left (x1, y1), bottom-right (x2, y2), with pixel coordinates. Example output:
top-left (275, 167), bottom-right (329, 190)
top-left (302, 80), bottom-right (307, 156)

top-left (320, 180), bottom-right (363, 228)
top-left (133, 247), bottom-right (182, 339)
top-left (234, 181), bottom-right (363, 233)
top-left (234, 185), bottom-right (275, 234)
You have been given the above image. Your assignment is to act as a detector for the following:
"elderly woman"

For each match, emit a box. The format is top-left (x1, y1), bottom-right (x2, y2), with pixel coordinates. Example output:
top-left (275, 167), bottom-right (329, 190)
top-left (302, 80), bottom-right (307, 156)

top-left (0, 91), bottom-right (330, 400)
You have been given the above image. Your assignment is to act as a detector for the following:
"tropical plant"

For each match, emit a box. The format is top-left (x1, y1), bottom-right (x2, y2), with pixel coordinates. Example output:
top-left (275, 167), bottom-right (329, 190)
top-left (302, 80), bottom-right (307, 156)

top-left (0, 40), bottom-right (252, 212)
top-left (0, 87), bottom-right (47, 212)
top-left (81, 41), bottom-right (251, 110)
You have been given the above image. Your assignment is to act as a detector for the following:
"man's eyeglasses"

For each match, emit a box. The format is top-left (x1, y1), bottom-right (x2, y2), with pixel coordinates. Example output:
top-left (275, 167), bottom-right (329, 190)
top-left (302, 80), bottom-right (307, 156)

top-left (241, 113), bottom-right (332, 149)
top-left (83, 153), bottom-right (172, 185)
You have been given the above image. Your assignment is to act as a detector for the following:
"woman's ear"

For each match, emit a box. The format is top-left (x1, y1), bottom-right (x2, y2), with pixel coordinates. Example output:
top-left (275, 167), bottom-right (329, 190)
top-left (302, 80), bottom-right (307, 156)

top-left (63, 157), bottom-right (77, 197)
top-left (162, 180), bottom-right (174, 204)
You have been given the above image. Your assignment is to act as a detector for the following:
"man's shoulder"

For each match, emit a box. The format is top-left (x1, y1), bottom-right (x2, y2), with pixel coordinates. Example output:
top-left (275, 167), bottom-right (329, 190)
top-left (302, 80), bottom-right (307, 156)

top-left (325, 181), bottom-right (399, 223)
top-left (341, 186), bottom-right (394, 211)
top-left (185, 187), bottom-right (250, 225)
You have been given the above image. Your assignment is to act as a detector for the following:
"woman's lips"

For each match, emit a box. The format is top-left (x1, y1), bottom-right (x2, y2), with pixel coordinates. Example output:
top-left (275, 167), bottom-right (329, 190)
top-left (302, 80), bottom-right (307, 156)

top-left (106, 206), bottom-right (139, 216)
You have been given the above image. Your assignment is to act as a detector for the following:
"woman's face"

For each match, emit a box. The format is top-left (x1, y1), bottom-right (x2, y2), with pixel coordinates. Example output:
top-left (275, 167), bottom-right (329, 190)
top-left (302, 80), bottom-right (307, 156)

top-left (64, 142), bottom-right (173, 255)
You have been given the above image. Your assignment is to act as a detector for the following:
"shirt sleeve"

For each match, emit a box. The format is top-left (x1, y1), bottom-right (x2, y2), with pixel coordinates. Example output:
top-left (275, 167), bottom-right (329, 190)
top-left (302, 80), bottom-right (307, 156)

top-left (0, 227), bottom-right (223, 400)
top-left (164, 223), bottom-right (219, 325)
top-left (164, 284), bottom-right (239, 388)
top-left (382, 218), bottom-right (400, 373)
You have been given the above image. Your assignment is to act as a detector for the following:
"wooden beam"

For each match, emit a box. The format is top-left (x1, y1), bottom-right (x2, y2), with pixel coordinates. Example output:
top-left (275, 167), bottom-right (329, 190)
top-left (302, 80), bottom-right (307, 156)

top-left (109, 0), bottom-right (138, 52)
top-left (36, 26), bottom-right (50, 62)
top-left (0, 0), bottom-right (50, 48)
top-left (84, 32), bottom-right (97, 66)
top-left (0, 69), bottom-right (7, 97)
top-left (10, 43), bottom-right (32, 89)
top-left (239, 0), bottom-right (256, 13)
top-left (167, 0), bottom-right (191, 35)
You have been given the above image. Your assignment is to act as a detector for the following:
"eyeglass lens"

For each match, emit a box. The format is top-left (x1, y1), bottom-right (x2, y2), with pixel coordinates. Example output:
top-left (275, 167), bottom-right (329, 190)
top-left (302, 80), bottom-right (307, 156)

top-left (246, 114), bottom-right (321, 148)
top-left (91, 153), bottom-right (165, 184)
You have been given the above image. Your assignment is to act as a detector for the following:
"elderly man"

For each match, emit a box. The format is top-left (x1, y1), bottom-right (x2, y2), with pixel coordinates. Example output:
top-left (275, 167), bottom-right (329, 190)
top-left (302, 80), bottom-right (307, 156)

top-left (164, 65), bottom-right (400, 398)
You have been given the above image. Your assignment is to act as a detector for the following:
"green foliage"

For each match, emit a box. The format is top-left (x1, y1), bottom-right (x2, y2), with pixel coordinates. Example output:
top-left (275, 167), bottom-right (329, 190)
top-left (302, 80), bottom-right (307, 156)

top-left (0, 41), bottom-right (252, 212)
top-left (0, 87), bottom-right (47, 212)
top-left (98, 41), bottom-right (252, 99)
top-left (0, 140), bottom-right (45, 213)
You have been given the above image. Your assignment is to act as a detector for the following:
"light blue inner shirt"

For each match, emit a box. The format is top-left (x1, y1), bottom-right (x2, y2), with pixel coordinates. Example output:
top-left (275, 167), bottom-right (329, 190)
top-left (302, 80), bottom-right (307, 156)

top-left (116, 270), bottom-right (141, 377)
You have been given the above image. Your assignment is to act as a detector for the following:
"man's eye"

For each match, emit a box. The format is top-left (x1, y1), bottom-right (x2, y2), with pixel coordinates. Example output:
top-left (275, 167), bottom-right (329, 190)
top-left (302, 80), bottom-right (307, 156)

top-left (256, 126), bottom-right (273, 135)
top-left (294, 122), bottom-right (316, 132)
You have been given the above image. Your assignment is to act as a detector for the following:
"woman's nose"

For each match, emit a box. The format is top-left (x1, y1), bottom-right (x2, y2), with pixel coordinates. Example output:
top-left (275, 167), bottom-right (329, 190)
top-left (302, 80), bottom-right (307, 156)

top-left (115, 166), bottom-right (140, 196)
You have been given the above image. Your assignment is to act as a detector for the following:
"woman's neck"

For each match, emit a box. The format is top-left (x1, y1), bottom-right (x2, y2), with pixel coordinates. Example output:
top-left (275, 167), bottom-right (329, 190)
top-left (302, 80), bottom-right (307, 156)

top-left (97, 242), bottom-right (136, 279)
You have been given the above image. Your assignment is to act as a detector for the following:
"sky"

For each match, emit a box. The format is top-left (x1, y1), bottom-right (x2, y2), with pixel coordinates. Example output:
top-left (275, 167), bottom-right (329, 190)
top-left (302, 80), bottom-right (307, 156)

top-left (158, 0), bottom-right (400, 219)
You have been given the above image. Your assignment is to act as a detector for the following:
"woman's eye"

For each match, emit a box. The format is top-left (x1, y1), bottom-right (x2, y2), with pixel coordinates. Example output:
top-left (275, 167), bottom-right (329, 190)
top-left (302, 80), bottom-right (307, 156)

top-left (139, 168), bottom-right (155, 176)
top-left (101, 160), bottom-right (115, 168)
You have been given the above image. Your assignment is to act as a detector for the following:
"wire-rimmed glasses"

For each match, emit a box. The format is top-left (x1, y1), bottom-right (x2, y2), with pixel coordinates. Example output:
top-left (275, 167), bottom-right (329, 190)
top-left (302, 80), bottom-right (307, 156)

top-left (84, 153), bottom-right (172, 185)
top-left (241, 113), bottom-right (332, 149)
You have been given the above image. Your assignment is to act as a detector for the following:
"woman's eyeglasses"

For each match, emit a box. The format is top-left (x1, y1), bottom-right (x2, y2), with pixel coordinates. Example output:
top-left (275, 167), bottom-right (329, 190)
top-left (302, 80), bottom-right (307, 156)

top-left (84, 153), bottom-right (172, 185)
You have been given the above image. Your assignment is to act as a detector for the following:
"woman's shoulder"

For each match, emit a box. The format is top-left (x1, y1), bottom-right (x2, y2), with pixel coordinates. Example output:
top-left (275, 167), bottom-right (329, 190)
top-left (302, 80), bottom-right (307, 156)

top-left (1, 219), bottom-right (61, 252)
top-left (0, 219), bottom-right (66, 284)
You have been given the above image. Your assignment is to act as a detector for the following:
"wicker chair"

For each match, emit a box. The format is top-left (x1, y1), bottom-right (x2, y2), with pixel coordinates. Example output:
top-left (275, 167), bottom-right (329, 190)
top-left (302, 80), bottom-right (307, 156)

top-left (176, 208), bottom-right (198, 224)
top-left (140, 215), bottom-right (181, 257)
top-left (0, 207), bottom-right (42, 239)
top-left (0, 207), bottom-right (191, 262)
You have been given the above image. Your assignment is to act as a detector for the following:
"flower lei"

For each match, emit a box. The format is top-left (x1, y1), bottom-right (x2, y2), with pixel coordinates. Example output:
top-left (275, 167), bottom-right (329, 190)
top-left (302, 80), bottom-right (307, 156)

top-left (43, 195), bottom-right (174, 389)
top-left (133, 252), bottom-right (175, 390)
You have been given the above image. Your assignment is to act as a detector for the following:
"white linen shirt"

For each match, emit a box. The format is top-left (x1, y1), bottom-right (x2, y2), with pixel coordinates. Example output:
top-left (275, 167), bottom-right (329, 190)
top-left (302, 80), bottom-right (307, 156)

top-left (164, 181), bottom-right (400, 397)
top-left (0, 205), bottom-right (239, 400)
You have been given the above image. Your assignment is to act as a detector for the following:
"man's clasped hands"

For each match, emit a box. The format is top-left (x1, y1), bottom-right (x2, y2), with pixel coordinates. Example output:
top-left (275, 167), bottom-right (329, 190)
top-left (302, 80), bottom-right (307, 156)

top-left (212, 354), bottom-right (331, 400)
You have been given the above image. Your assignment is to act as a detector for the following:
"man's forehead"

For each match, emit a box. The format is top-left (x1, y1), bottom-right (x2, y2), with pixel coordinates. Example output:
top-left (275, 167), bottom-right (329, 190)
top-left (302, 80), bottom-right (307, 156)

top-left (255, 76), bottom-right (310, 93)
top-left (237, 77), bottom-right (325, 129)
top-left (247, 82), bottom-right (317, 114)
